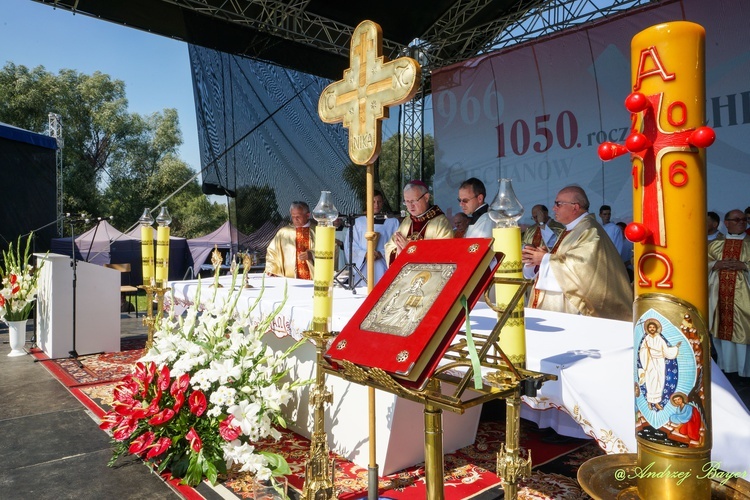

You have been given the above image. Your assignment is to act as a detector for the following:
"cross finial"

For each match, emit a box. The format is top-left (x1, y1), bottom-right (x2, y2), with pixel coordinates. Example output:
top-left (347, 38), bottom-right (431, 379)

top-left (318, 20), bottom-right (421, 165)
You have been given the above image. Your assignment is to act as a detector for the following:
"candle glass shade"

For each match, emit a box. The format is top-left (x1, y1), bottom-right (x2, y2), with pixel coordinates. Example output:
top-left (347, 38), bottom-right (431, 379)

top-left (488, 178), bottom-right (524, 228)
top-left (312, 191), bottom-right (339, 227)
top-left (139, 208), bottom-right (155, 285)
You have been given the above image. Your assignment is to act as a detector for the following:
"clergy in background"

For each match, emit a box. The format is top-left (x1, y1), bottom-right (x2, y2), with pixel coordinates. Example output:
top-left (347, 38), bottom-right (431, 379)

top-left (521, 185), bottom-right (632, 321)
top-left (351, 190), bottom-right (399, 286)
top-left (458, 177), bottom-right (493, 238)
top-left (708, 208), bottom-right (750, 380)
top-left (385, 180), bottom-right (453, 264)
top-left (522, 204), bottom-right (565, 250)
top-left (265, 201), bottom-right (315, 279)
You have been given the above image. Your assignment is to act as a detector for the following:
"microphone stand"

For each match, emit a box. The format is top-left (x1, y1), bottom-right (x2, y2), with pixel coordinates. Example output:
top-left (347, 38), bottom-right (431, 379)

top-left (334, 214), bottom-right (367, 293)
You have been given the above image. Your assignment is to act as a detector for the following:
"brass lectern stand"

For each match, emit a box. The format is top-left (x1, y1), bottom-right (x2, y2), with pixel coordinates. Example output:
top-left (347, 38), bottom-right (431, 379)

top-left (319, 276), bottom-right (555, 499)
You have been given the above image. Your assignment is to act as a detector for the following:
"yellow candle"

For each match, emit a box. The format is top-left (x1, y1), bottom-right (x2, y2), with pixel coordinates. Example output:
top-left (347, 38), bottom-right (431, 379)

top-left (629, 22), bottom-right (712, 499)
top-left (312, 225), bottom-right (335, 332)
top-left (492, 227), bottom-right (525, 367)
top-left (156, 226), bottom-right (170, 287)
top-left (141, 225), bottom-right (154, 284)
top-left (630, 22), bottom-right (707, 315)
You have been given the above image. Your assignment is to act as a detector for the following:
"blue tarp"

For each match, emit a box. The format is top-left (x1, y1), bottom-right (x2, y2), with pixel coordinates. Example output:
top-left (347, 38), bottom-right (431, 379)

top-left (0, 122), bottom-right (57, 150)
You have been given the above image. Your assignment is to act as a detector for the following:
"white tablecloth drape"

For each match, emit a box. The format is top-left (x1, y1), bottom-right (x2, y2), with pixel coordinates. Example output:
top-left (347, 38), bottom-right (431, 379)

top-left (167, 275), bottom-right (750, 473)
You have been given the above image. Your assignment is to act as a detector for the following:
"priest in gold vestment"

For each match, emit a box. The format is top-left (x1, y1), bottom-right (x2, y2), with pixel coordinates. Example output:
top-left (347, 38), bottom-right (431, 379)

top-left (522, 204), bottom-right (566, 251)
top-left (521, 186), bottom-right (632, 321)
top-left (385, 180), bottom-right (453, 265)
top-left (265, 201), bottom-right (316, 279)
top-left (708, 209), bottom-right (750, 378)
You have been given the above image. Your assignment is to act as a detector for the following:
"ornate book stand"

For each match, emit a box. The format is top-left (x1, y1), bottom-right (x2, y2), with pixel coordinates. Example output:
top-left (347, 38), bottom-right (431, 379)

top-left (302, 272), bottom-right (555, 500)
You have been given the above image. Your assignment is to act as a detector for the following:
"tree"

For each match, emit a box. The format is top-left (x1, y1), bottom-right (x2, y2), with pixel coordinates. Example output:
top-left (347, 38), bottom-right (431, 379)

top-left (342, 133), bottom-right (435, 213)
top-left (0, 63), bottom-right (224, 238)
top-left (229, 185), bottom-right (283, 235)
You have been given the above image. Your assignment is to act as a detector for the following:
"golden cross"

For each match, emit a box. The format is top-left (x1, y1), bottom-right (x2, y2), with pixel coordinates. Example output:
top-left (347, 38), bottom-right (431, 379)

top-left (318, 20), bottom-right (421, 165)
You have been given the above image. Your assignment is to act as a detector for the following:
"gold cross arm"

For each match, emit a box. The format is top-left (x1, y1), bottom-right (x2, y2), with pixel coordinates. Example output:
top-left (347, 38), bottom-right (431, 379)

top-left (318, 20), bottom-right (421, 165)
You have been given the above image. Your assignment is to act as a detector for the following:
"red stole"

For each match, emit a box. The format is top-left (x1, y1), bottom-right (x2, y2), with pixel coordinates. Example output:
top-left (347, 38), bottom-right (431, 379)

top-left (717, 239), bottom-right (743, 340)
top-left (295, 227), bottom-right (311, 280)
top-left (531, 230), bottom-right (571, 309)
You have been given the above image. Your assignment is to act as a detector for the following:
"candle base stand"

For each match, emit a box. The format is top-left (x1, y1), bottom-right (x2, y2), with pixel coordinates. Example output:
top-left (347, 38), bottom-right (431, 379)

top-left (578, 454), bottom-right (750, 499)
top-left (300, 329), bottom-right (336, 500)
top-left (323, 276), bottom-right (554, 500)
top-left (140, 284), bottom-right (169, 350)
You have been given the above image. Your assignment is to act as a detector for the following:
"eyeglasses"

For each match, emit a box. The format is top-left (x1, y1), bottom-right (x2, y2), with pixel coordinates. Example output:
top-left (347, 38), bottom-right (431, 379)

top-left (554, 201), bottom-right (578, 207)
top-left (457, 195), bottom-right (477, 205)
top-left (726, 217), bottom-right (748, 223)
top-left (402, 192), bottom-right (427, 206)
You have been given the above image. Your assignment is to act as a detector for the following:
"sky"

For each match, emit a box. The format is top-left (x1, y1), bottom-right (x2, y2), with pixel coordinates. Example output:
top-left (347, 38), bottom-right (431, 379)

top-left (2, 0), bottom-right (201, 171)
top-left (1, 0), bottom-right (430, 178)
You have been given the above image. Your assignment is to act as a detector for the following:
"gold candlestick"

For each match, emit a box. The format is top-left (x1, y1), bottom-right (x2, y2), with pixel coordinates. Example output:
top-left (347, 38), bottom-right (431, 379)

top-left (210, 245), bottom-right (223, 288)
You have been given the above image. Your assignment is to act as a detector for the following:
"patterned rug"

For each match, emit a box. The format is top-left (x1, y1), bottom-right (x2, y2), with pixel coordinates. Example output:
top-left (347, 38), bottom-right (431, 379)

top-left (34, 336), bottom-right (145, 387)
top-left (219, 419), bottom-right (600, 499)
top-left (59, 341), bottom-right (604, 499)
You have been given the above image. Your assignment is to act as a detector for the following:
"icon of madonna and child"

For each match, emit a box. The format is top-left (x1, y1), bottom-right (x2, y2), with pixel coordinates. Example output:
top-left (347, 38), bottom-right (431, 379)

top-left (634, 310), bottom-right (706, 447)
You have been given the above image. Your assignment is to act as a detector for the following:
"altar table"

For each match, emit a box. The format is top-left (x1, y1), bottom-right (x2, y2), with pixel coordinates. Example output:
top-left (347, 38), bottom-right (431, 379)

top-left (168, 275), bottom-right (750, 474)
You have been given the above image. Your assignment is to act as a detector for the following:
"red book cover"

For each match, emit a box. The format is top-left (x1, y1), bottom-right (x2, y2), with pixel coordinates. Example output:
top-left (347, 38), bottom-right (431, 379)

top-left (326, 238), bottom-right (500, 390)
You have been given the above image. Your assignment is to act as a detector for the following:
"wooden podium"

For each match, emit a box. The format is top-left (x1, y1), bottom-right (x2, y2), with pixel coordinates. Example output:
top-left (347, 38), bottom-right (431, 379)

top-left (34, 253), bottom-right (120, 359)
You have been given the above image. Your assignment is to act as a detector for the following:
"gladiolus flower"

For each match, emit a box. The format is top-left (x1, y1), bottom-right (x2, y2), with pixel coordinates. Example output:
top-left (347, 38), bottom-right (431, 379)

top-left (145, 436), bottom-right (171, 459)
top-left (185, 427), bottom-right (202, 452)
top-left (9, 274), bottom-right (17, 285)
top-left (128, 431), bottom-right (156, 455)
top-left (188, 391), bottom-right (207, 416)
top-left (148, 408), bottom-right (175, 425)
top-left (219, 415), bottom-right (241, 441)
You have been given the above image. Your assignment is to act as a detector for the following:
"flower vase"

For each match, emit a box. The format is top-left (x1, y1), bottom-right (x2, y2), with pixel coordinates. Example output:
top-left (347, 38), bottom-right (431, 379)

top-left (7, 319), bottom-right (28, 357)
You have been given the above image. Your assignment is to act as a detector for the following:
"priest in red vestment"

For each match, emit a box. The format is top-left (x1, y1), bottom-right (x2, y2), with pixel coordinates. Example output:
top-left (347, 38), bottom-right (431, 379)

top-left (265, 201), bottom-right (315, 279)
top-left (385, 180), bottom-right (453, 265)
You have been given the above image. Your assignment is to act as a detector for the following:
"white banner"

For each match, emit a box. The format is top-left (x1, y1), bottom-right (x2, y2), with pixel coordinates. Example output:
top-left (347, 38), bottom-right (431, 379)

top-left (432, 0), bottom-right (750, 225)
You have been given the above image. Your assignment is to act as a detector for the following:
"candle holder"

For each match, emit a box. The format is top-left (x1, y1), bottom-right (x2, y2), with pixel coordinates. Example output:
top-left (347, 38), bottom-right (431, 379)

top-left (140, 281), bottom-right (170, 350)
top-left (242, 252), bottom-right (254, 289)
top-left (210, 245), bottom-right (223, 288)
top-left (300, 329), bottom-right (336, 500)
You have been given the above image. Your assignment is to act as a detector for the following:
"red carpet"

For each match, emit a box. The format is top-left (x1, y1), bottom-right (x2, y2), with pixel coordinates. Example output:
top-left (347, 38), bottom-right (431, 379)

top-left (51, 341), bottom-right (601, 499)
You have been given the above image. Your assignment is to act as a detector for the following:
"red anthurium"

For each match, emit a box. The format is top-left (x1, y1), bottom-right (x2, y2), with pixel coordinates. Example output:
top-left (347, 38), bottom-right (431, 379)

top-left (128, 431), bottom-right (156, 455)
top-left (170, 373), bottom-right (190, 397)
top-left (145, 436), bottom-right (171, 459)
top-left (113, 417), bottom-right (138, 441)
top-left (99, 412), bottom-right (120, 431)
top-left (188, 391), bottom-right (207, 417)
top-left (148, 408), bottom-right (175, 425)
top-left (219, 415), bottom-right (241, 441)
top-left (157, 365), bottom-right (171, 391)
top-left (185, 427), bottom-right (202, 452)
top-left (173, 392), bottom-right (185, 413)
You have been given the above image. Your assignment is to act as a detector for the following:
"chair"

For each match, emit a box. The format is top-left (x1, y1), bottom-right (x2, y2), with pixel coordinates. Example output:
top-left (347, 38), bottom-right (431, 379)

top-left (105, 263), bottom-right (140, 317)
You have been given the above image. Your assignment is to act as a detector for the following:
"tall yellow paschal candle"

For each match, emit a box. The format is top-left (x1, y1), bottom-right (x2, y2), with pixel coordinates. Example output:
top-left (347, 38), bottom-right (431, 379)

top-left (631, 22), bottom-right (707, 311)
top-left (630, 22), bottom-right (712, 499)
top-left (141, 226), bottom-right (154, 285)
top-left (312, 225), bottom-right (335, 332)
top-left (493, 227), bottom-right (525, 367)
top-left (156, 226), bottom-right (170, 287)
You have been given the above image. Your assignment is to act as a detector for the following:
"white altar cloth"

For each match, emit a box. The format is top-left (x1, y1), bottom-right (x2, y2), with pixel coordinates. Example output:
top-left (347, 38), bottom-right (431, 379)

top-left (464, 305), bottom-right (750, 473)
top-left (168, 275), bottom-right (750, 474)
top-left (167, 275), bottom-right (482, 475)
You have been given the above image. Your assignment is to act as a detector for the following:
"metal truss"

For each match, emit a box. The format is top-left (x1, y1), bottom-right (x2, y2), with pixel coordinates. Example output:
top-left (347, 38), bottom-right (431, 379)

top-left (160, 0), bottom-right (408, 61)
top-left (48, 113), bottom-right (64, 236)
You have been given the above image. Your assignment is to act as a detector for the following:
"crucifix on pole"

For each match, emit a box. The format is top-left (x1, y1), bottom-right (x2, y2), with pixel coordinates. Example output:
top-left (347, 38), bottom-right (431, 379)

top-left (317, 19), bottom-right (421, 499)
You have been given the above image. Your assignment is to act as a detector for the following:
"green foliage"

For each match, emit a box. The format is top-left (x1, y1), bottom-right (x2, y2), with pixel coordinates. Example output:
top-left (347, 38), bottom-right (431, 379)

top-left (230, 185), bottom-right (283, 235)
top-left (0, 62), bottom-right (220, 237)
top-left (342, 133), bottom-right (435, 212)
